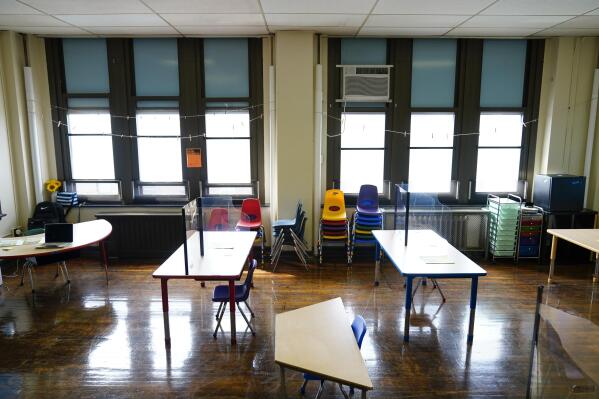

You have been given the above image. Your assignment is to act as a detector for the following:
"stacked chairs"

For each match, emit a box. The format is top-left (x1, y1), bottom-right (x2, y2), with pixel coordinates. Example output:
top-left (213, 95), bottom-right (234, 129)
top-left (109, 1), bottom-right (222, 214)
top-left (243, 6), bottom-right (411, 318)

top-left (317, 189), bottom-right (350, 264)
top-left (349, 184), bottom-right (383, 263)
top-left (270, 202), bottom-right (309, 271)
top-left (235, 198), bottom-right (265, 263)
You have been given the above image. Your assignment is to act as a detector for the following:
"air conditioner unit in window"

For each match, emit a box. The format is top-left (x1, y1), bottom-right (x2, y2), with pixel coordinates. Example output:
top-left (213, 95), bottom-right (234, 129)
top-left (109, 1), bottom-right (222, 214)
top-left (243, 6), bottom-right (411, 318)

top-left (337, 65), bottom-right (393, 102)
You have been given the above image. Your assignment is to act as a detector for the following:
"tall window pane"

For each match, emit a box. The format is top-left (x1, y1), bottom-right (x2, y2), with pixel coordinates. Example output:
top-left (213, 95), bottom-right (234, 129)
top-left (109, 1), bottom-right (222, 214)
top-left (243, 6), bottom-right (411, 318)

top-left (67, 112), bottom-right (114, 180)
top-left (340, 112), bottom-right (385, 194)
top-left (411, 39), bottom-right (457, 108)
top-left (476, 113), bottom-right (523, 193)
top-left (132, 39), bottom-right (182, 192)
top-left (62, 39), bottom-right (109, 94)
top-left (133, 39), bottom-right (179, 97)
top-left (205, 111), bottom-right (251, 186)
top-left (204, 39), bottom-right (249, 98)
top-left (136, 112), bottom-right (182, 182)
top-left (408, 113), bottom-right (454, 193)
top-left (480, 40), bottom-right (527, 108)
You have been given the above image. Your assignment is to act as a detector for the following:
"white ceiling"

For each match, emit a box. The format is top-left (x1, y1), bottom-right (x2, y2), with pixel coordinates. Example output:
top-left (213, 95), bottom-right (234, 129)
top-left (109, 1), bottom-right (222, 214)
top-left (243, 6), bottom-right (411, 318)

top-left (1, 0), bottom-right (599, 37)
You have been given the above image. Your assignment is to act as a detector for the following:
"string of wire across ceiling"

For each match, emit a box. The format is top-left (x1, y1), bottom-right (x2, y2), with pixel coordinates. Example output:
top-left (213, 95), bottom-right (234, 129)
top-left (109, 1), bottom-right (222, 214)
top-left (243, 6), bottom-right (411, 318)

top-left (28, 92), bottom-right (599, 141)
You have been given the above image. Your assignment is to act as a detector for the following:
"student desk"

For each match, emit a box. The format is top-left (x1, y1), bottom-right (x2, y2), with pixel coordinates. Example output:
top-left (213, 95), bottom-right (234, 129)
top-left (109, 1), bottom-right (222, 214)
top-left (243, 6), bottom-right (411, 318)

top-left (0, 219), bottom-right (112, 283)
top-left (275, 297), bottom-right (373, 398)
top-left (546, 228), bottom-right (599, 283)
top-left (373, 229), bottom-right (487, 344)
top-left (153, 230), bottom-right (256, 347)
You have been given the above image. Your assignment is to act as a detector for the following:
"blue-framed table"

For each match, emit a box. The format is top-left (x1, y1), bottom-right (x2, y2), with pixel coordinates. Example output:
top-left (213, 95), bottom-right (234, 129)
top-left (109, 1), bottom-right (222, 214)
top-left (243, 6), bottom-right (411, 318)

top-left (373, 229), bottom-right (487, 344)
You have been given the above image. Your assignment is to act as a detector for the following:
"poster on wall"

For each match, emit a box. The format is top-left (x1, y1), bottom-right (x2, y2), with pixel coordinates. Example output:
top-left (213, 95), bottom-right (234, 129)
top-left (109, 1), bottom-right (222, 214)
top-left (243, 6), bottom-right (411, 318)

top-left (186, 148), bottom-right (202, 168)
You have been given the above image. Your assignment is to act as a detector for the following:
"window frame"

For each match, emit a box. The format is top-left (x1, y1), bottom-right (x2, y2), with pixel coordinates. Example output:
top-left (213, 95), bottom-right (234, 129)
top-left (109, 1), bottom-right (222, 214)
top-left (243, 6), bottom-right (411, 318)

top-left (327, 38), bottom-right (544, 206)
top-left (47, 37), bottom-right (264, 206)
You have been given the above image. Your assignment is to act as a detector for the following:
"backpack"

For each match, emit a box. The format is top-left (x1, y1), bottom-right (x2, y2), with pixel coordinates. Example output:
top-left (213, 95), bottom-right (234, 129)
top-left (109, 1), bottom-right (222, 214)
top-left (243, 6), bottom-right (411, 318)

top-left (28, 201), bottom-right (66, 230)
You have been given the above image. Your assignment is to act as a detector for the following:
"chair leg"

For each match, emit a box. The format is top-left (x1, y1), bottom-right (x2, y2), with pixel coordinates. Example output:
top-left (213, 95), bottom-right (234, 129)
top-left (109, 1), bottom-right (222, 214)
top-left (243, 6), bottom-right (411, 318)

top-left (260, 226), bottom-right (265, 265)
top-left (27, 264), bottom-right (35, 293)
top-left (55, 263), bottom-right (60, 279)
top-left (61, 261), bottom-right (70, 284)
top-left (244, 300), bottom-right (255, 317)
top-left (338, 383), bottom-right (350, 399)
top-left (300, 379), bottom-right (308, 395)
top-left (216, 302), bottom-right (224, 319)
top-left (315, 381), bottom-right (325, 399)
top-left (411, 278), bottom-right (422, 302)
top-left (213, 301), bottom-right (227, 338)
top-left (431, 278), bottom-right (446, 302)
top-left (237, 303), bottom-right (255, 335)
top-left (20, 263), bottom-right (26, 286)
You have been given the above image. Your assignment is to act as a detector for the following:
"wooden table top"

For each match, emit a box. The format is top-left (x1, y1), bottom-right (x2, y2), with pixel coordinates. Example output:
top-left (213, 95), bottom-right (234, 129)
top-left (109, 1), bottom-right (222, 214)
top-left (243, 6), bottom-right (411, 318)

top-left (0, 219), bottom-right (112, 260)
top-left (547, 228), bottom-right (599, 253)
top-left (275, 297), bottom-right (373, 390)
top-left (152, 230), bottom-right (257, 280)
top-left (373, 229), bottom-right (487, 277)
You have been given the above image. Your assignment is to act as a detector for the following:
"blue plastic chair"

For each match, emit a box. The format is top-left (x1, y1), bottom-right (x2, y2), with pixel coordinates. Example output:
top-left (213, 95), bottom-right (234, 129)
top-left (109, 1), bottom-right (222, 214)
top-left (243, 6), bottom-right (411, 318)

top-left (212, 259), bottom-right (258, 338)
top-left (300, 315), bottom-right (367, 398)
top-left (356, 185), bottom-right (380, 215)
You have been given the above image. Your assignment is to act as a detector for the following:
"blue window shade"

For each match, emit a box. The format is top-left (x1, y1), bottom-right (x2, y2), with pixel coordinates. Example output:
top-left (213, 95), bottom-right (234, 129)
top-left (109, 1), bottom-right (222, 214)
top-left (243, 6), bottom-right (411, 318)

top-left (341, 39), bottom-right (387, 65)
top-left (68, 98), bottom-right (109, 109)
top-left (411, 39), bottom-right (457, 108)
top-left (133, 39), bottom-right (179, 97)
top-left (204, 39), bottom-right (249, 98)
top-left (480, 40), bottom-right (527, 108)
top-left (63, 39), bottom-right (109, 94)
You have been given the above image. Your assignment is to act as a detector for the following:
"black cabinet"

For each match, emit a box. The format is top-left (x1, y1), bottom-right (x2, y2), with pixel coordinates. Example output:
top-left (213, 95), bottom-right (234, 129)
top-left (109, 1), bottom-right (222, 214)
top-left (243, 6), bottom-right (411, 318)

top-left (540, 209), bottom-right (597, 263)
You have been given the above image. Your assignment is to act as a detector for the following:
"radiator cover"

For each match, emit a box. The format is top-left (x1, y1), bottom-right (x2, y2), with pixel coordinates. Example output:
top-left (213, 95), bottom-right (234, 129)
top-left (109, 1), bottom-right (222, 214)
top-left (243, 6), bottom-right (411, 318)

top-left (95, 212), bottom-right (182, 260)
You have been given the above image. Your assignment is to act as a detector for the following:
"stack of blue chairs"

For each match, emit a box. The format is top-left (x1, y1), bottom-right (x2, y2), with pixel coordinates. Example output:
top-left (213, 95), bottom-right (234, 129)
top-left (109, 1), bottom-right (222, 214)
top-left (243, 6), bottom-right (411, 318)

top-left (350, 184), bottom-right (383, 262)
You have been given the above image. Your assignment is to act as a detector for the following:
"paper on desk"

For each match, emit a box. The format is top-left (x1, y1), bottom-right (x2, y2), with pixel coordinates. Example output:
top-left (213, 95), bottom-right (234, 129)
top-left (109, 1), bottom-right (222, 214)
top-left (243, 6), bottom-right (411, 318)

top-left (420, 255), bottom-right (455, 264)
top-left (0, 237), bottom-right (42, 247)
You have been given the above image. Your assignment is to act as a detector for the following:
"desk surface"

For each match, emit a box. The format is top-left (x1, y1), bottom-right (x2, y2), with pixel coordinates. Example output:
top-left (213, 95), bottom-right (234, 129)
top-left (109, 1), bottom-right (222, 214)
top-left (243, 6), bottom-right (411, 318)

top-left (0, 219), bottom-right (112, 259)
top-left (153, 231), bottom-right (256, 280)
top-left (547, 229), bottom-right (599, 253)
top-left (275, 297), bottom-right (373, 390)
top-left (373, 229), bottom-right (487, 277)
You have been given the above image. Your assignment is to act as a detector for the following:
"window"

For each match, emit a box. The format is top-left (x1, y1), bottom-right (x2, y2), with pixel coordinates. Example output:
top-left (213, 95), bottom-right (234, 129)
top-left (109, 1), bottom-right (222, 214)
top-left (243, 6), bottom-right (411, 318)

top-left (62, 39), bottom-right (119, 197)
top-left (203, 39), bottom-right (254, 195)
top-left (339, 112), bottom-right (385, 194)
top-left (476, 40), bottom-right (527, 193)
top-left (205, 110), bottom-right (252, 195)
top-left (133, 39), bottom-right (184, 198)
top-left (48, 37), bottom-right (264, 204)
top-left (408, 40), bottom-right (456, 194)
top-left (408, 113), bottom-right (454, 193)
top-left (475, 113), bottom-right (523, 193)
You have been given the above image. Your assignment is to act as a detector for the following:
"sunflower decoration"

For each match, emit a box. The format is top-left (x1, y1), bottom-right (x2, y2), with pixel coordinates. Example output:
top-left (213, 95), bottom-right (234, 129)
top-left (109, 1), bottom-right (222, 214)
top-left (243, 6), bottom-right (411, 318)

top-left (45, 179), bottom-right (62, 193)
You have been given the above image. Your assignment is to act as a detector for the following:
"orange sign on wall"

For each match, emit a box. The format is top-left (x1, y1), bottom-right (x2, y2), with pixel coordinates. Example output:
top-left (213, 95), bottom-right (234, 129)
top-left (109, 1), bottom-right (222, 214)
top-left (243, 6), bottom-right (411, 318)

top-left (186, 148), bottom-right (202, 168)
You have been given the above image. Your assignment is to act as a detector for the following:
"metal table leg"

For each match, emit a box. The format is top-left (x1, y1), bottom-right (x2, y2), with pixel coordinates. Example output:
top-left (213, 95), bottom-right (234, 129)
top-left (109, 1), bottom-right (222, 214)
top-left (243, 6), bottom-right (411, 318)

top-left (594, 253), bottom-right (599, 283)
top-left (548, 235), bottom-right (558, 283)
top-left (279, 364), bottom-right (287, 398)
top-left (374, 243), bottom-right (381, 286)
top-left (404, 276), bottom-right (413, 342)
top-left (160, 278), bottom-right (171, 348)
top-left (467, 276), bottom-right (479, 345)
top-left (100, 240), bottom-right (109, 284)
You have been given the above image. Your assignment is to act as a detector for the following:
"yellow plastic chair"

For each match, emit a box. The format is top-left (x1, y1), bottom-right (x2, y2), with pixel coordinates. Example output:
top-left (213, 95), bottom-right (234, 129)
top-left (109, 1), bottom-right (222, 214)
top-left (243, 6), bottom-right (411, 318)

top-left (321, 189), bottom-right (347, 221)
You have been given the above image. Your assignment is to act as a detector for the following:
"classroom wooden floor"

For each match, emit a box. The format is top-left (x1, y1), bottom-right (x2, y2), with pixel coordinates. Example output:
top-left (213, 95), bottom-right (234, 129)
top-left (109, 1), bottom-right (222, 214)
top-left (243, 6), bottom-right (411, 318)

top-left (0, 252), bottom-right (598, 398)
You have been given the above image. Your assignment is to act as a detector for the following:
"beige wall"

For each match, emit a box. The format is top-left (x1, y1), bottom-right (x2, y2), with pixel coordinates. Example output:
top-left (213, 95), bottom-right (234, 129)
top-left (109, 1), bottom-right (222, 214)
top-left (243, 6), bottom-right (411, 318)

top-left (274, 31), bottom-right (316, 244)
top-left (0, 32), bottom-right (58, 235)
top-left (535, 37), bottom-right (599, 209)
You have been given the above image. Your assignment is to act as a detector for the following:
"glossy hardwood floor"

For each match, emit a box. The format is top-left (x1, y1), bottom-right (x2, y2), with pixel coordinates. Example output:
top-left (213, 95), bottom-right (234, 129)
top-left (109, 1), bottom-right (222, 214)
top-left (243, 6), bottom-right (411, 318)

top-left (0, 252), bottom-right (597, 398)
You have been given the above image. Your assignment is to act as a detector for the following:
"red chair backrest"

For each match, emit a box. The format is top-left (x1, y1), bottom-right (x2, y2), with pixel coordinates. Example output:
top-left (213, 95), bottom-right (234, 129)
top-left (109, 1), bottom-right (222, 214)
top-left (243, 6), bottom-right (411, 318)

top-left (240, 198), bottom-right (262, 224)
top-left (207, 208), bottom-right (229, 231)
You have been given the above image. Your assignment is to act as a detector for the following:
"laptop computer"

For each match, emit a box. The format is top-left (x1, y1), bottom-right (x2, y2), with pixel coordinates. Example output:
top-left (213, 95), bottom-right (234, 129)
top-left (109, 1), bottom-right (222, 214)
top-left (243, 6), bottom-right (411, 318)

top-left (37, 223), bottom-right (74, 248)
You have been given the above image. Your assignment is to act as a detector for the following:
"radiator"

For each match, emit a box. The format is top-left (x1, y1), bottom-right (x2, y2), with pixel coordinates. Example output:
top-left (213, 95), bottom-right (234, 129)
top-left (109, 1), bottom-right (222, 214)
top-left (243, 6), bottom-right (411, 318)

top-left (95, 212), bottom-right (182, 260)
top-left (384, 208), bottom-right (488, 252)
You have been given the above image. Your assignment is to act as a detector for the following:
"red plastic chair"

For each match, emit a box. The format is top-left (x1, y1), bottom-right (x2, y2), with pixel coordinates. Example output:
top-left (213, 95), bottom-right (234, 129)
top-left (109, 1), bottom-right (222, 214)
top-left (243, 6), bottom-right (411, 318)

top-left (207, 208), bottom-right (229, 231)
top-left (236, 198), bottom-right (264, 263)
top-left (236, 198), bottom-right (262, 230)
